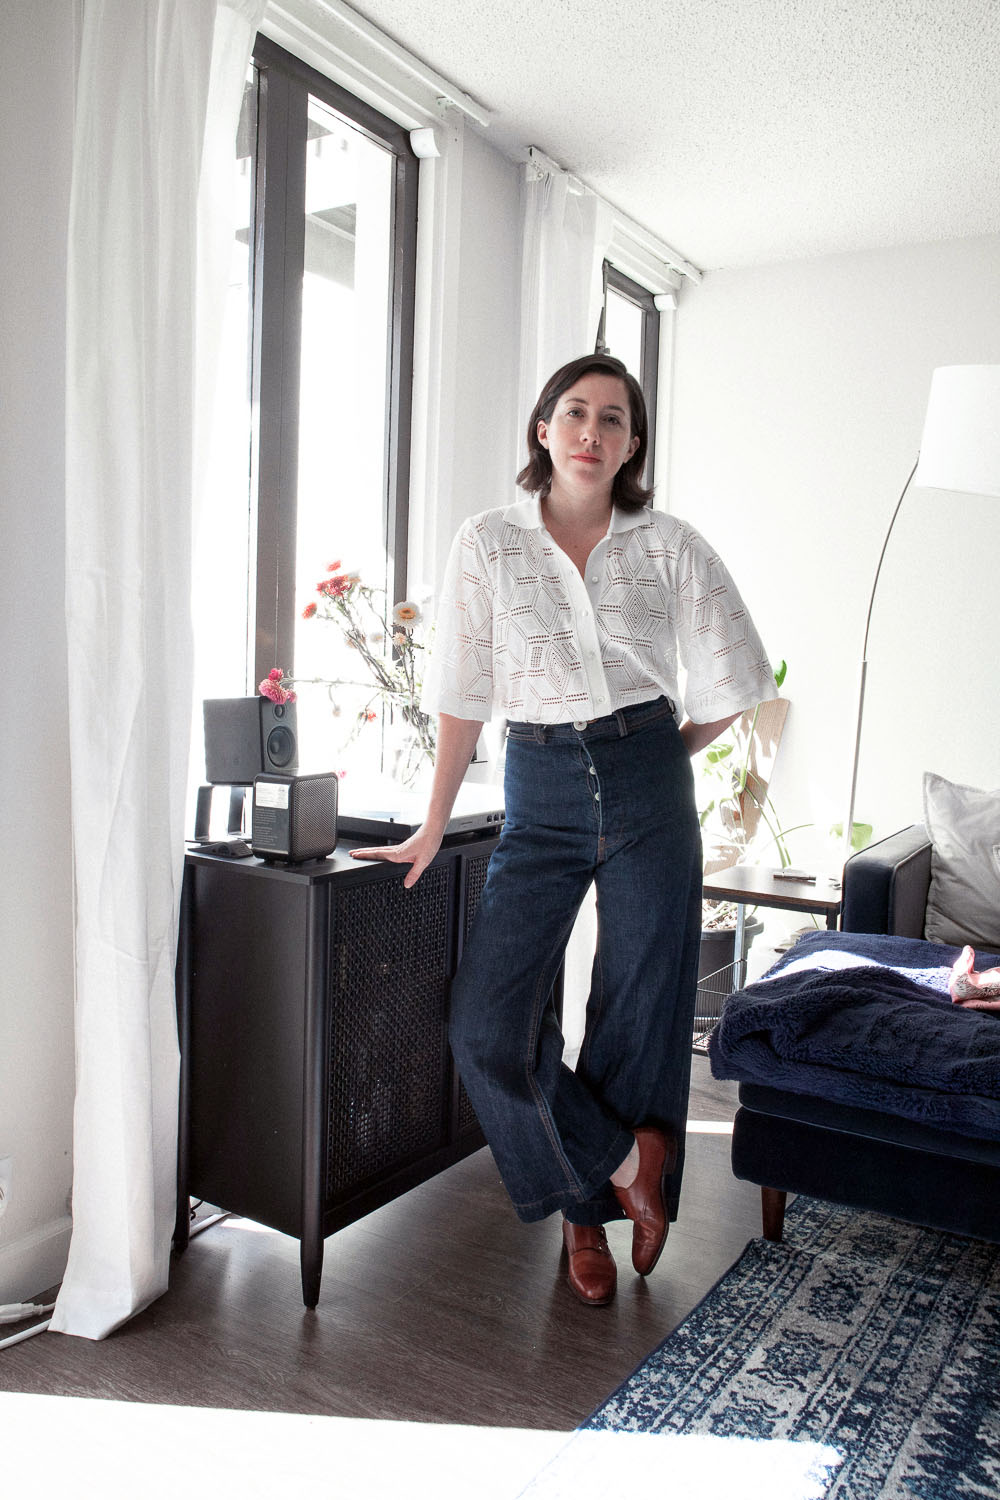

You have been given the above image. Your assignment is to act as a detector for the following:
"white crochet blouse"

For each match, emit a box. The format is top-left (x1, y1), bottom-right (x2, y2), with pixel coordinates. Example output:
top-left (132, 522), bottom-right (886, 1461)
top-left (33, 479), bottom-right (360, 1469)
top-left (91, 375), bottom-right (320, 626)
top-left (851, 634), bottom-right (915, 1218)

top-left (422, 496), bottom-right (776, 726)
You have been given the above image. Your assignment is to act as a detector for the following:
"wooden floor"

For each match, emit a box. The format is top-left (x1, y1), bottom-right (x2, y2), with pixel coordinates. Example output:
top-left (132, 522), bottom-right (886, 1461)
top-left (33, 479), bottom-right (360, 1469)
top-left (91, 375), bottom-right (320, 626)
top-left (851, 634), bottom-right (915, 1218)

top-left (1, 1058), bottom-right (763, 1431)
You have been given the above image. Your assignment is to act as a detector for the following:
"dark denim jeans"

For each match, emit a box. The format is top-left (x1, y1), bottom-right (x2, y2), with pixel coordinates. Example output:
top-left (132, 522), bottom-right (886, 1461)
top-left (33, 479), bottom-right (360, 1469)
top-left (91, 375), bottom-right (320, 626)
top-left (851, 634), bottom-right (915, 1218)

top-left (449, 697), bottom-right (702, 1226)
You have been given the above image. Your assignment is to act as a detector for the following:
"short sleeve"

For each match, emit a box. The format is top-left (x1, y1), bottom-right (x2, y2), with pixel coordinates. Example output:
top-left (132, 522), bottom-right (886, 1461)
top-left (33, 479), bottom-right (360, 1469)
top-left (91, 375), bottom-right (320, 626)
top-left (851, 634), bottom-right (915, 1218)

top-left (421, 522), bottom-right (495, 721)
top-left (675, 527), bottom-right (776, 722)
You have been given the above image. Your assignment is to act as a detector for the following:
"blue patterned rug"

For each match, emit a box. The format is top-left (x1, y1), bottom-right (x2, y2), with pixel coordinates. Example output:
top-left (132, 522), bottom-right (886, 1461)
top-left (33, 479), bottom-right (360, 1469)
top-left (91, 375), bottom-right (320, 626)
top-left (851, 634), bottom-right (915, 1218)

top-left (524, 1197), bottom-right (1000, 1498)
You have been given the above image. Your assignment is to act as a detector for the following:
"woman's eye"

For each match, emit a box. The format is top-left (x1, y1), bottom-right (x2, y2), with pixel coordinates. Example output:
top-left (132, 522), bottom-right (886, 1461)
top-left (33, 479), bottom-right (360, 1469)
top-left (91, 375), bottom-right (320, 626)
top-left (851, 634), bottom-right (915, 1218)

top-left (604, 414), bottom-right (622, 426)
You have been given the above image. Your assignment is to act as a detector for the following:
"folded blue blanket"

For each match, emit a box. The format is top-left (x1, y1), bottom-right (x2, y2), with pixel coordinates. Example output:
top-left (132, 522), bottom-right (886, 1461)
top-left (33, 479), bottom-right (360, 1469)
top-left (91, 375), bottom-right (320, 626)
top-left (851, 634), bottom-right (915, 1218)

top-left (708, 930), bottom-right (1000, 1137)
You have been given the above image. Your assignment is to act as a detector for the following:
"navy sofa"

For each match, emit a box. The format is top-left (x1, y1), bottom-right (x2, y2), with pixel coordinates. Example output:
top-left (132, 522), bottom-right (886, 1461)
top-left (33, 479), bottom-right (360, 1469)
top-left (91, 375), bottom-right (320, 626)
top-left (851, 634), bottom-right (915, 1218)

top-left (726, 825), bottom-right (1000, 1244)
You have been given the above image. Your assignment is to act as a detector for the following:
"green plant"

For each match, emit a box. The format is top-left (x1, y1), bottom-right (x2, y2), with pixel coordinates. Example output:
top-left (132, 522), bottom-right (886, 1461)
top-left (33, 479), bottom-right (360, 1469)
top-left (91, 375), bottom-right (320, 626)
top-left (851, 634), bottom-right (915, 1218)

top-left (697, 661), bottom-right (809, 871)
top-left (830, 820), bottom-right (875, 854)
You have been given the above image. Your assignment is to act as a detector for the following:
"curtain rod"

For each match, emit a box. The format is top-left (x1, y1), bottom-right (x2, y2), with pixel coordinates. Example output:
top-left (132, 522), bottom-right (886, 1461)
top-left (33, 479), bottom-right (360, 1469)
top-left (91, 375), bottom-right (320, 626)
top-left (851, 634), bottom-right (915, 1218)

top-left (526, 147), bottom-right (703, 285)
top-left (301, 0), bottom-right (492, 126)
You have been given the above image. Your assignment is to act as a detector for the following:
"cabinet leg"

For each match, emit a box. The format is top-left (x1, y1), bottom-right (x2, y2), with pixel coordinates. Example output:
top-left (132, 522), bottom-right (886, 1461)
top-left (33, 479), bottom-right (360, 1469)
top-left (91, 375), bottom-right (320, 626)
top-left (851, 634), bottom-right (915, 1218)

top-left (173, 1197), bottom-right (191, 1255)
top-left (300, 883), bottom-right (330, 1310)
top-left (301, 1236), bottom-right (323, 1309)
top-left (761, 1186), bottom-right (787, 1241)
top-left (174, 866), bottom-right (193, 1254)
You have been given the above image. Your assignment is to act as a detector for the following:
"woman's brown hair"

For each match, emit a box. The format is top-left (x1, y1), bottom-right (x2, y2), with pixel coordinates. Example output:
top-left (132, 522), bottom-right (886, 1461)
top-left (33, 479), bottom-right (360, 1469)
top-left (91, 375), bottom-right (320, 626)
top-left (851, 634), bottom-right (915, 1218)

top-left (515, 353), bottom-right (653, 512)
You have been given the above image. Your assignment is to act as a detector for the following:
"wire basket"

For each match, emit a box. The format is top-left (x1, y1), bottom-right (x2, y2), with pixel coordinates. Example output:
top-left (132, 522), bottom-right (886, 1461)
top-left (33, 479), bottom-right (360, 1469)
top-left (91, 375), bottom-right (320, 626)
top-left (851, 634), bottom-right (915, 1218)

top-left (691, 915), bottom-right (764, 1054)
top-left (692, 955), bottom-right (743, 1054)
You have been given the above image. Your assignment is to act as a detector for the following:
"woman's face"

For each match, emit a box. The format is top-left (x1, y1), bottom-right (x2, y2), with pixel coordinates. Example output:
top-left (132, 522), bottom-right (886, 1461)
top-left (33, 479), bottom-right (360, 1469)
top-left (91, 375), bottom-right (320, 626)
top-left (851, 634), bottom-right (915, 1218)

top-left (536, 373), bottom-right (639, 499)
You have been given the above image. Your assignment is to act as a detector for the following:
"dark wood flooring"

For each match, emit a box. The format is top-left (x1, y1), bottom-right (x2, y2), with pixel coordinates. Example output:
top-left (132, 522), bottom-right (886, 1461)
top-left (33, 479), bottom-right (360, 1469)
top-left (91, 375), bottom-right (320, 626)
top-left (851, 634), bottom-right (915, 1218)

top-left (1, 1058), bottom-right (763, 1429)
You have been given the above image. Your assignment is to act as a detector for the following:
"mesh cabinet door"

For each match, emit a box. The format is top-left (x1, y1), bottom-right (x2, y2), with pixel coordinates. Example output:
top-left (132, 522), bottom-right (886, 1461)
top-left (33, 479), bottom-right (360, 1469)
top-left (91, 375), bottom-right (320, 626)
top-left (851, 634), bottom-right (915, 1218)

top-left (325, 862), bottom-right (455, 1202)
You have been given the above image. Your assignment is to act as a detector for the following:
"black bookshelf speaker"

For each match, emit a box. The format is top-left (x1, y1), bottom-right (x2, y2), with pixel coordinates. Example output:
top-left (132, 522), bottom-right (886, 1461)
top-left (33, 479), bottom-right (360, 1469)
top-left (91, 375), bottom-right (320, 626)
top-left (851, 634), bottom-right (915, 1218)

top-left (251, 772), bottom-right (339, 863)
top-left (203, 697), bottom-right (298, 785)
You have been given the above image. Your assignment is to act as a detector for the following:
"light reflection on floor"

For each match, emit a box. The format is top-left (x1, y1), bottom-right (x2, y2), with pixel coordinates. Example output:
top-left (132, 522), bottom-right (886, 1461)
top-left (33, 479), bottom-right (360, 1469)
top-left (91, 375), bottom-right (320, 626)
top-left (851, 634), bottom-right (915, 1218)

top-left (2, 1391), bottom-right (840, 1499)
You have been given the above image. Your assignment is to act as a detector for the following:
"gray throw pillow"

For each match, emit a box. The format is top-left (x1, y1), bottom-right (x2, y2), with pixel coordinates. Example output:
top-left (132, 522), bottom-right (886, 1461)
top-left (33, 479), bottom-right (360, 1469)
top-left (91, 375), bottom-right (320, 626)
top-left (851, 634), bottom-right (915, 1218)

top-left (923, 771), bottom-right (1000, 949)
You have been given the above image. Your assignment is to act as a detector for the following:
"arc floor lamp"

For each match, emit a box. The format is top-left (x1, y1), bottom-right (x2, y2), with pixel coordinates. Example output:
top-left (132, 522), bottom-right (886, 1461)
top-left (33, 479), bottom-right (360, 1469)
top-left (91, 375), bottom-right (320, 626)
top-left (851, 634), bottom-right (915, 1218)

top-left (845, 365), bottom-right (1000, 852)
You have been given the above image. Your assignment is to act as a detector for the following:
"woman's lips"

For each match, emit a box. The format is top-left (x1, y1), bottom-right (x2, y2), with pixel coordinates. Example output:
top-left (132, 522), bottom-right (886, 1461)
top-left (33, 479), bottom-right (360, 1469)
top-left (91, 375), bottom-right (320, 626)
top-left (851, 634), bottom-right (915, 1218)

top-left (572, 453), bottom-right (600, 463)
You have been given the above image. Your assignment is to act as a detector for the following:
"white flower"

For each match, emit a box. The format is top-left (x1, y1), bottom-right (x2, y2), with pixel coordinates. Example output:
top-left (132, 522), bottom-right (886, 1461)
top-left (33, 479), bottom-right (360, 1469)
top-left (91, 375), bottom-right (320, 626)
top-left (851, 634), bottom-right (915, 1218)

top-left (392, 600), bottom-right (421, 626)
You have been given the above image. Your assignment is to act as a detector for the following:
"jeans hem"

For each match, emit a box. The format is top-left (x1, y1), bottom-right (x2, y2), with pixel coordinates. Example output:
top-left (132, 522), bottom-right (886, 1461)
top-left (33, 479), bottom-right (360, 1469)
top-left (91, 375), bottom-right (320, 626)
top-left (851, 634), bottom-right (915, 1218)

top-left (509, 1126), bottom-right (635, 1224)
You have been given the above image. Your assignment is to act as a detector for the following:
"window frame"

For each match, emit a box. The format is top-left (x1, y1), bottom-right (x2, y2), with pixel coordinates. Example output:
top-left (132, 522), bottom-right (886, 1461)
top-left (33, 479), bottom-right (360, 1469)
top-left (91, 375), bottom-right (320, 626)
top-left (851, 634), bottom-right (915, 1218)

top-left (598, 261), bottom-right (661, 485)
top-left (247, 36), bottom-right (418, 689)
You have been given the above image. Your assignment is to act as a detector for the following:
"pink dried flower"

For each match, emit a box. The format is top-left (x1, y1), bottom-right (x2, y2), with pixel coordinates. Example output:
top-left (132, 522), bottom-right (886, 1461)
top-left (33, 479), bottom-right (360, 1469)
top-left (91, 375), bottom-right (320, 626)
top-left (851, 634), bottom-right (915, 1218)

top-left (318, 573), bottom-right (352, 599)
top-left (258, 668), bottom-right (295, 704)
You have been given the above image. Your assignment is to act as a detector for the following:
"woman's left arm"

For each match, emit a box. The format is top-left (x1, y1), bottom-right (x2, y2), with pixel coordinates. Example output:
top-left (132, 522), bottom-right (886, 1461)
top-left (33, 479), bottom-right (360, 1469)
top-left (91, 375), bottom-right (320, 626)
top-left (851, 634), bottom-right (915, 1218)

top-left (679, 713), bottom-right (740, 757)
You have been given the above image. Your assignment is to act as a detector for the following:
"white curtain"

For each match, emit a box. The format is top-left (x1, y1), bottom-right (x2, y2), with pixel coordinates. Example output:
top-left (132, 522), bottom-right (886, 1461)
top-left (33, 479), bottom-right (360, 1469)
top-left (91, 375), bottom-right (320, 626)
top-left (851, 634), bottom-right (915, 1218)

top-left (53, 0), bottom-right (265, 1341)
top-left (517, 160), bottom-right (614, 1061)
top-left (518, 161), bottom-right (613, 426)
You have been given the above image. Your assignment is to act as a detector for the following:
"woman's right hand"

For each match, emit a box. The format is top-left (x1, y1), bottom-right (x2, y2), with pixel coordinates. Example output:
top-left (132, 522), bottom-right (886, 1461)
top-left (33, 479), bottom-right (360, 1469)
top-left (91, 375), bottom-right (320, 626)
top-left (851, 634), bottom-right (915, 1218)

top-left (348, 713), bottom-right (485, 889)
top-left (349, 824), bottom-right (444, 889)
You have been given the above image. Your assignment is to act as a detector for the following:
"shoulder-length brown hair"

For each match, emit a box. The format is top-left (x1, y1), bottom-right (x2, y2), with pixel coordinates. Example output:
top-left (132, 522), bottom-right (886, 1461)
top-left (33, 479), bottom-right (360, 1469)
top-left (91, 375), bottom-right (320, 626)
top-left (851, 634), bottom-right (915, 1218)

top-left (515, 353), bottom-right (653, 513)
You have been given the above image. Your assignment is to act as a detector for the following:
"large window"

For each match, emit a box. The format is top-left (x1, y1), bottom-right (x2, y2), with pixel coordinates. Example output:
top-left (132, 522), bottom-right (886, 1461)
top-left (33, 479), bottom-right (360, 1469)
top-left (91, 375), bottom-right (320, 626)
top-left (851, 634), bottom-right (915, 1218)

top-left (194, 37), bottom-right (417, 780)
top-left (597, 263), bottom-right (660, 482)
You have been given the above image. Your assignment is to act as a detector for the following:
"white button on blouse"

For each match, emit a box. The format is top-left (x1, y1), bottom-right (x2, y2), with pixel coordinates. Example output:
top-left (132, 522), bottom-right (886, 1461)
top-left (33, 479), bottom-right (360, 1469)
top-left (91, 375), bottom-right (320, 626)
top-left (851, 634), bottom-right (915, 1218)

top-left (422, 496), bottom-right (776, 727)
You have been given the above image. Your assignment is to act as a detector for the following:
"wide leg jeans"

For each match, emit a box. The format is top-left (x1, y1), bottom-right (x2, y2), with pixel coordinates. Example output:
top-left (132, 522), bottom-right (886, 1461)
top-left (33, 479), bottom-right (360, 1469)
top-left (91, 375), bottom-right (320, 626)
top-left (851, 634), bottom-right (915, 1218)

top-left (448, 697), bottom-right (703, 1226)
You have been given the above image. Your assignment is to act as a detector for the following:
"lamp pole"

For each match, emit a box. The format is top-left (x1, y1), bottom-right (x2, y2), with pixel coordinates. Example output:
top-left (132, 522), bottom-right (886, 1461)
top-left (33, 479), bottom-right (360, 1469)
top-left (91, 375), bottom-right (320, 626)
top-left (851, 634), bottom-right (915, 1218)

top-left (844, 458), bottom-right (918, 857)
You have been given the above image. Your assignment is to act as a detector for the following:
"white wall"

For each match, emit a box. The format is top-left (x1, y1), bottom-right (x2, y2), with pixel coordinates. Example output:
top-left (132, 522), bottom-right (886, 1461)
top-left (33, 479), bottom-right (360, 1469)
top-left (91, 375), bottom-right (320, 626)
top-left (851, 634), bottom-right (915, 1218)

top-left (669, 235), bottom-right (1000, 869)
top-left (0, 1), bottom-right (77, 1300)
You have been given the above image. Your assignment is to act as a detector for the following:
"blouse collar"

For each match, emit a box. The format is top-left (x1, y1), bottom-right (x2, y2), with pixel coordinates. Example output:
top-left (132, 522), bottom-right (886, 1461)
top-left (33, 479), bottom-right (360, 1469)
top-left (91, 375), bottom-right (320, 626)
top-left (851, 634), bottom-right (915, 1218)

top-left (504, 495), bottom-right (653, 533)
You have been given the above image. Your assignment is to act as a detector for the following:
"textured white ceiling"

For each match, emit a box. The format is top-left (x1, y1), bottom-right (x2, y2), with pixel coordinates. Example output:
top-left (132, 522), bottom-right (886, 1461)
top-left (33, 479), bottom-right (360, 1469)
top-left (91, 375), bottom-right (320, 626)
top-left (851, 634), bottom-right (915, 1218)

top-left (347, 0), bottom-right (1000, 271)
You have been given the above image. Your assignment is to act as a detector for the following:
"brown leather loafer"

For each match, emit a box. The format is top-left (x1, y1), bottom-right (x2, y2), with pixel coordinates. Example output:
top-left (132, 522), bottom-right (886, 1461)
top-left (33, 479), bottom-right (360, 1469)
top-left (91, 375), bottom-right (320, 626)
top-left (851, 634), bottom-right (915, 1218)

top-left (612, 1125), bottom-right (678, 1276)
top-left (562, 1219), bottom-right (617, 1306)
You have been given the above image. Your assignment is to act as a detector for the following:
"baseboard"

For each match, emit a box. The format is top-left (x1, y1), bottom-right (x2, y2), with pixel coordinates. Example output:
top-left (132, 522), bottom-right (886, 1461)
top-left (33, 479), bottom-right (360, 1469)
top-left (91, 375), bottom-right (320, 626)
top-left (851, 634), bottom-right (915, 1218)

top-left (0, 1216), bottom-right (71, 1304)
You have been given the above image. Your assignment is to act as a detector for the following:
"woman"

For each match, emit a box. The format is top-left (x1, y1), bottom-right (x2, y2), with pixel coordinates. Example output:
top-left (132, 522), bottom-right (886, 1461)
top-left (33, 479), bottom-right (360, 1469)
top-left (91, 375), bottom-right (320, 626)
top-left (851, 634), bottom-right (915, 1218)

top-left (352, 353), bottom-right (775, 1306)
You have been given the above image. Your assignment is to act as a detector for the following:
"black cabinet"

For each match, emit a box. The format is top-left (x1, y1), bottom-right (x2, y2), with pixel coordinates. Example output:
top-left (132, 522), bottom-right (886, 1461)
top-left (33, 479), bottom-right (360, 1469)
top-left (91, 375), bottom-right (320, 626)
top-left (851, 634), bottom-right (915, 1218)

top-left (174, 835), bottom-right (498, 1306)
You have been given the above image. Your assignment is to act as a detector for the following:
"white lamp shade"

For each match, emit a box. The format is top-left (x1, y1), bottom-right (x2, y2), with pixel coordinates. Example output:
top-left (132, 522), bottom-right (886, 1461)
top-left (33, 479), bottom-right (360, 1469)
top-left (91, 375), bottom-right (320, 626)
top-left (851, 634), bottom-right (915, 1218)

top-left (913, 365), bottom-right (1000, 497)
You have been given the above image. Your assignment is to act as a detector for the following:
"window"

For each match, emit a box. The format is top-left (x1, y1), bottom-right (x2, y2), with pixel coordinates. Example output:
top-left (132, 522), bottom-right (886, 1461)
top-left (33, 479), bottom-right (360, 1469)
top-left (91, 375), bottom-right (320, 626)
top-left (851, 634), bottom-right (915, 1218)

top-left (597, 263), bottom-right (660, 481)
top-left (194, 37), bottom-right (418, 778)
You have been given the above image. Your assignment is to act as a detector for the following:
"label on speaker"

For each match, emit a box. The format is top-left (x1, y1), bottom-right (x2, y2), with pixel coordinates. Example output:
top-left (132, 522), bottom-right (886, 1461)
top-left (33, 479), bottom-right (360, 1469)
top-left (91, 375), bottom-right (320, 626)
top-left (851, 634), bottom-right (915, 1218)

top-left (256, 781), bottom-right (290, 809)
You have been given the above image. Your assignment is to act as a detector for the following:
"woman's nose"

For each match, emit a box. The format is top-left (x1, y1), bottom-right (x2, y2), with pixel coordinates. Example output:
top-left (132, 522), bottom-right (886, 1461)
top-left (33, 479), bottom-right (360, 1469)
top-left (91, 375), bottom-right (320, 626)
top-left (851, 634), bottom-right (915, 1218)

top-left (580, 421), bottom-right (600, 446)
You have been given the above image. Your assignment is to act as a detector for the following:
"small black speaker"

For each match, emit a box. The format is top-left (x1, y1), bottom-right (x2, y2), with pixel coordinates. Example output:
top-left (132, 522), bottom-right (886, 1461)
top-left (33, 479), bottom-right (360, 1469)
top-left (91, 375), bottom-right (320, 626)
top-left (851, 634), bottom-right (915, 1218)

top-left (203, 697), bottom-right (298, 785)
top-left (251, 772), bottom-right (339, 863)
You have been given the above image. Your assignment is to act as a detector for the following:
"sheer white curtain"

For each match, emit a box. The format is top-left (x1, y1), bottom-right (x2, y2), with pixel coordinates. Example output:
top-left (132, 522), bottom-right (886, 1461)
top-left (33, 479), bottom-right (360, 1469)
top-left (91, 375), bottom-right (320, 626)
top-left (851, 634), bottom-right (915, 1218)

top-left (517, 159), bottom-right (614, 1060)
top-left (53, 0), bottom-right (264, 1341)
top-left (518, 159), bottom-right (613, 424)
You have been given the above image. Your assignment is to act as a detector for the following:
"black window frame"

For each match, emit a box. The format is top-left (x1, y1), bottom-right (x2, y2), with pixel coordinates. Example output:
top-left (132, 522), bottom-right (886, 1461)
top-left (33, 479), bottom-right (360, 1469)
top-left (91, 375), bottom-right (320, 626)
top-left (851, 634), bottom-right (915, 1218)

top-left (247, 35), bottom-right (418, 688)
top-left (597, 262), bottom-right (660, 484)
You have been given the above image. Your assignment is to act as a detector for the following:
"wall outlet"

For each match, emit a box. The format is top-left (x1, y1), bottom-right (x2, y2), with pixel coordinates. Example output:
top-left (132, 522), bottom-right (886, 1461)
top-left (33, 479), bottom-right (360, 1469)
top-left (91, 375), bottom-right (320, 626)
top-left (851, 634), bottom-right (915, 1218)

top-left (0, 1157), bottom-right (11, 1219)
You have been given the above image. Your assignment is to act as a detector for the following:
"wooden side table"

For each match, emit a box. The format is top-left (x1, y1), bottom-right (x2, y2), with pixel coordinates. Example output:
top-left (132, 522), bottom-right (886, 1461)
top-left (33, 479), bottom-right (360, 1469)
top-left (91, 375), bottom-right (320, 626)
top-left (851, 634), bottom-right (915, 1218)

top-left (702, 865), bottom-right (842, 991)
